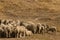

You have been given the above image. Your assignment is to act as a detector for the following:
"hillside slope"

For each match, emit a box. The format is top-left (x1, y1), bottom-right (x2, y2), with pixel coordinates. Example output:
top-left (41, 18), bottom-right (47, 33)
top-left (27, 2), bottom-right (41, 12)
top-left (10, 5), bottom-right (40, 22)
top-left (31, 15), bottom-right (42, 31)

top-left (0, 0), bottom-right (60, 30)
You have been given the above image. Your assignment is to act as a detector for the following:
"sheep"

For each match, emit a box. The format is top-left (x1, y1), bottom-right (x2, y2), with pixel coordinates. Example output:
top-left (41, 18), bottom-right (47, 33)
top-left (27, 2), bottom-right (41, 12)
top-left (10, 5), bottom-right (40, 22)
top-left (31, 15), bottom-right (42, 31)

top-left (1, 23), bottom-right (13, 38)
top-left (6, 19), bottom-right (13, 25)
top-left (16, 25), bottom-right (33, 38)
top-left (20, 21), bottom-right (37, 34)
top-left (20, 21), bottom-right (29, 27)
top-left (16, 26), bottom-right (26, 38)
top-left (16, 20), bottom-right (21, 26)
top-left (36, 23), bottom-right (45, 34)
top-left (40, 24), bottom-right (49, 33)
top-left (10, 20), bottom-right (17, 27)
top-left (1, 23), bottom-right (9, 38)
top-left (1, 20), bottom-right (17, 38)
top-left (25, 29), bottom-right (33, 36)
top-left (0, 19), bottom-right (12, 26)
top-left (1, 23), bottom-right (7, 30)
top-left (7, 24), bottom-right (15, 38)
top-left (47, 25), bottom-right (57, 33)
top-left (0, 25), bottom-right (4, 37)
top-left (11, 27), bottom-right (17, 38)
top-left (1, 19), bottom-right (7, 25)
top-left (27, 21), bottom-right (37, 34)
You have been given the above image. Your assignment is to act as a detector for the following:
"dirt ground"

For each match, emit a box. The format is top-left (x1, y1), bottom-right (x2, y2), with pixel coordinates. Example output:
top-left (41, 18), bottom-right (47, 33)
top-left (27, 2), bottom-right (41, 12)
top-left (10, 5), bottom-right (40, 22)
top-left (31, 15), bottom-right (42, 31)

top-left (0, 32), bottom-right (60, 40)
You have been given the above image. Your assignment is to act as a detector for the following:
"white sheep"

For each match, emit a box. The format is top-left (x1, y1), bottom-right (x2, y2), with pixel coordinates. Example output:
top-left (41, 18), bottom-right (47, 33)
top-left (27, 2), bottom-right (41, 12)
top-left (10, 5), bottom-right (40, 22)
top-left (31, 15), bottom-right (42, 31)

top-left (1, 23), bottom-right (13, 38)
top-left (16, 26), bottom-right (26, 38)
top-left (25, 29), bottom-right (33, 36)
top-left (0, 25), bottom-right (4, 37)
top-left (16, 20), bottom-right (21, 26)
top-left (1, 19), bottom-right (7, 25)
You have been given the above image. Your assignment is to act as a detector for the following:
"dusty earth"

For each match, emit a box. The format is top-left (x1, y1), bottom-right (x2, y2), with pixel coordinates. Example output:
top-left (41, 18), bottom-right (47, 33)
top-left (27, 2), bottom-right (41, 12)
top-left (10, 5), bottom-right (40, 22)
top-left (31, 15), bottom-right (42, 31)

top-left (0, 33), bottom-right (60, 40)
top-left (0, 0), bottom-right (60, 40)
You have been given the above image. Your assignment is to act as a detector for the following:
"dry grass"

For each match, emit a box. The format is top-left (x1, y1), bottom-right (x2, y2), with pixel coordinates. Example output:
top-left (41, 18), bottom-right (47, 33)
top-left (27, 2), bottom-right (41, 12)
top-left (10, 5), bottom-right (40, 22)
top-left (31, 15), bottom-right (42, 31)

top-left (0, 0), bottom-right (60, 40)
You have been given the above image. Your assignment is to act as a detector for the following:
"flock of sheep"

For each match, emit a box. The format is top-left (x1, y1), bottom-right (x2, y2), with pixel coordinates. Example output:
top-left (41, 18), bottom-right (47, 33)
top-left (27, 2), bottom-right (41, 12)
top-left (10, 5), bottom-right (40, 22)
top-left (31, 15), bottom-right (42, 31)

top-left (0, 19), bottom-right (57, 38)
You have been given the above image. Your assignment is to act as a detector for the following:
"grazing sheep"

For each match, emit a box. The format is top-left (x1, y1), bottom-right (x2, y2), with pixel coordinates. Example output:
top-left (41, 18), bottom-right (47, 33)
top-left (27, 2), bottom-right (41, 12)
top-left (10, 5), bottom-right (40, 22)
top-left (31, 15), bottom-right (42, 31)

top-left (1, 19), bottom-right (7, 25)
top-left (1, 23), bottom-right (7, 30)
top-left (20, 21), bottom-right (29, 27)
top-left (6, 19), bottom-right (12, 25)
top-left (10, 20), bottom-right (17, 27)
top-left (11, 27), bottom-right (17, 38)
top-left (20, 21), bottom-right (37, 34)
top-left (43, 24), bottom-right (50, 33)
top-left (16, 20), bottom-right (21, 26)
top-left (6, 24), bottom-right (14, 38)
top-left (1, 23), bottom-right (13, 38)
top-left (37, 23), bottom-right (45, 34)
top-left (0, 25), bottom-right (4, 37)
top-left (41, 24), bottom-right (49, 33)
top-left (47, 25), bottom-right (57, 33)
top-left (16, 26), bottom-right (26, 38)
top-left (25, 29), bottom-right (33, 36)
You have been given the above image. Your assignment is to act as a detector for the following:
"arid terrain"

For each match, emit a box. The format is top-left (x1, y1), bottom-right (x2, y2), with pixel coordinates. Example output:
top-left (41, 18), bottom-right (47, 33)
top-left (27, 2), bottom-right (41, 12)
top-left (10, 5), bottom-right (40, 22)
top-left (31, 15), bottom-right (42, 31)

top-left (0, 0), bottom-right (60, 40)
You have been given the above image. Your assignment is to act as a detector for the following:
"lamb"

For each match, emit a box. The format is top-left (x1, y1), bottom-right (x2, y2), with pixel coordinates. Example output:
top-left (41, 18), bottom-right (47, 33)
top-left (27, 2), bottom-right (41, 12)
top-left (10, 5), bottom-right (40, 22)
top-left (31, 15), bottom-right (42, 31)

top-left (25, 29), bottom-right (33, 36)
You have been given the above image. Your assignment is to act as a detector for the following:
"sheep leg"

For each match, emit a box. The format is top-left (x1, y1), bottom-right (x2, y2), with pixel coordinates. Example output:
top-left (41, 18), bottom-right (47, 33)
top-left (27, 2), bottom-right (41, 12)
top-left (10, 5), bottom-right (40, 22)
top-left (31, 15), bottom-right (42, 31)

top-left (0, 32), bottom-right (1, 38)
top-left (6, 31), bottom-right (8, 38)
top-left (42, 30), bottom-right (44, 34)
top-left (9, 32), bottom-right (11, 38)
top-left (40, 30), bottom-right (42, 34)
top-left (39, 29), bottom-right (40, 34)
top-left (34, 29), bottom-right (36, 34)
top-left (23, 31), bottom-right (25, 37)
top-left (17, 33), bottom-right (19, 38)
top-left (20, 33), bottom-right (22, 38)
